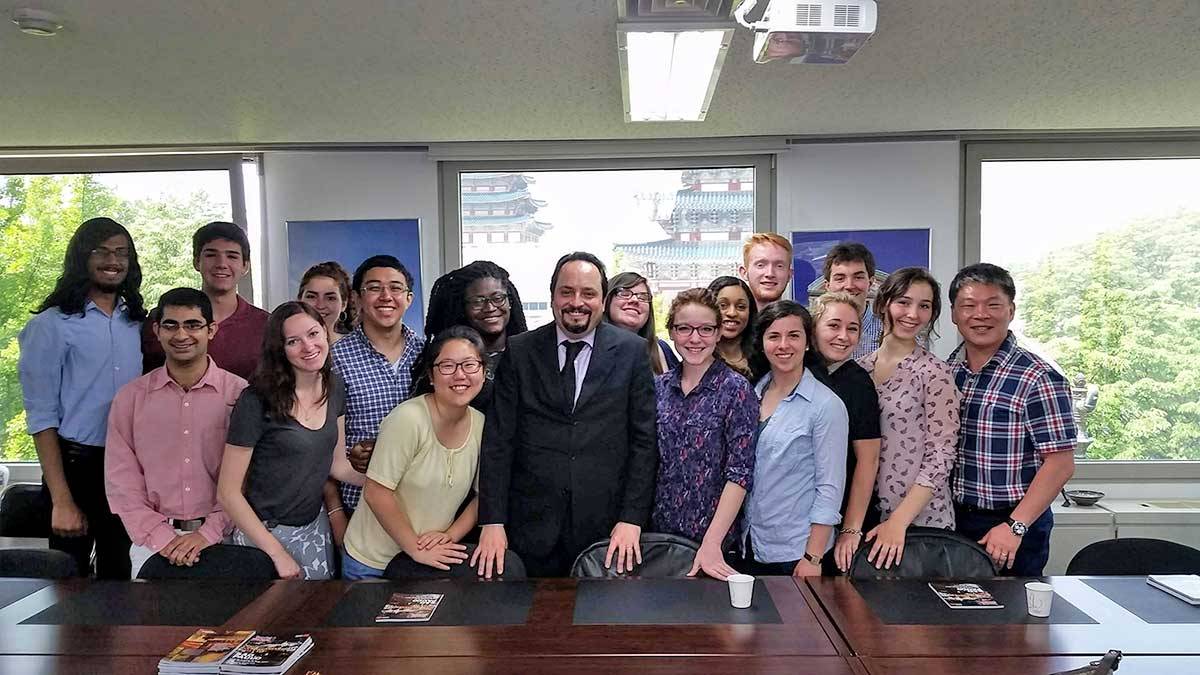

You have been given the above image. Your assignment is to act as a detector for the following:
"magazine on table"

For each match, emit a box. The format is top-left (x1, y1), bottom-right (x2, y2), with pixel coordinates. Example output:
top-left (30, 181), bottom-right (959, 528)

top-left (218, 634), bottom-right (314, 674)
top-left (1146, 574), bottom-right (1200, 605)
top-left (375, 592), bottom-right (445, 622)
top-left (158, 629), bottom-right (255, 674)
top-left (928, 582), bottom-right (1005, 609)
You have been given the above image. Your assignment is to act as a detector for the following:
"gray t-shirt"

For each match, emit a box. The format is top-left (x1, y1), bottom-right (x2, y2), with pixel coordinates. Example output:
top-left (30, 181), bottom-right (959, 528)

top-left (227, 373), bottom-right (347, 527)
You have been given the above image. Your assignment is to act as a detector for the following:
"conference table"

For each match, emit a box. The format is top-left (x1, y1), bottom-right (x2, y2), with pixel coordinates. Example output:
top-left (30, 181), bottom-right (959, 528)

top-left (0, 574), bottom-right (1195, 674)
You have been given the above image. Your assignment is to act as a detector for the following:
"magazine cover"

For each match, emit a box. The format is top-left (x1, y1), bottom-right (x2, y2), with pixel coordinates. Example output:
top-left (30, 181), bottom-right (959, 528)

top-left (222, 634), bottom-right (313, 668)
top-left (160, 629), bottom-right (256, 666)
top-left (928, 582), bottom-right (1005, 609)
top-left (375, 593), bottom-right (445, 623)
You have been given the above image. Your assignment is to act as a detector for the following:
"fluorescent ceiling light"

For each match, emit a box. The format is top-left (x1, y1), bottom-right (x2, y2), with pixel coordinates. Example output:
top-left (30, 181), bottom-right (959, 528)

top-left (619, 27), bottom-right (732, 122)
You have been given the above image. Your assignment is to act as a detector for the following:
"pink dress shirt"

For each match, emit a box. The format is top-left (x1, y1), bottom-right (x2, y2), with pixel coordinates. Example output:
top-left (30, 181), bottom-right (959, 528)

top-left (105, 358), bottom-right (247, 551)
top-left (858, 346), bottom-right (961, 530)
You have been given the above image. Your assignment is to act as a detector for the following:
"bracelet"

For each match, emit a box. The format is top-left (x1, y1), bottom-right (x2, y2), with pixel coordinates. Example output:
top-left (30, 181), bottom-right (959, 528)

top-left (840, 528), bottom-right (863, 536)
top-left (327, 507), bottom-right (345, 516)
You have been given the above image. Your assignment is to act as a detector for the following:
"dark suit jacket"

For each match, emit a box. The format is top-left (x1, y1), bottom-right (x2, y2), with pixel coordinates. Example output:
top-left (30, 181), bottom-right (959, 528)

top-left (479, 321), bottom-right (658, 560)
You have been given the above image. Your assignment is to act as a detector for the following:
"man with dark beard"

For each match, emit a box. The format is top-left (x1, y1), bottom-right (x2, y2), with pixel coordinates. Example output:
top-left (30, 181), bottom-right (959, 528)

top-left (472, 252), bottom-right (658, 577)
top-left (18, 218), bottom-right (147, 578)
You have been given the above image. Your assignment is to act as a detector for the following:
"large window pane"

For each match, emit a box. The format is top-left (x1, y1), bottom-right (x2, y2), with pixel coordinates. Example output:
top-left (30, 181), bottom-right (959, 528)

top-left (979, 159), bottom-right (1200, 461)
top-left (459, 167), bottom-right (755, 331)
top-left (0, 170), bottom-right (234, 462)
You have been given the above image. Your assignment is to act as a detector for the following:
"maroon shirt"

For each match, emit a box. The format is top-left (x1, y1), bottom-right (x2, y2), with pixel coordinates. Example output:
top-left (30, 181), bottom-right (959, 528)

top-left (142, 295), bottom-right (269, 381)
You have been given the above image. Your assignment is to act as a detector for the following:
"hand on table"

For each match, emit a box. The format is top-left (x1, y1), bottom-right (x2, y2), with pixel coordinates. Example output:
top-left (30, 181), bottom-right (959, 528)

top-left (688, 541), bottom-right (738, 580)
top-left (792, 559), bottom-right (822, 577)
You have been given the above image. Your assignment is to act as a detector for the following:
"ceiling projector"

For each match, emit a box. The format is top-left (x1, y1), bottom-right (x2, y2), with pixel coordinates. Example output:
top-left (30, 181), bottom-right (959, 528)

top-left (734, 0), bottom-right (877, 64)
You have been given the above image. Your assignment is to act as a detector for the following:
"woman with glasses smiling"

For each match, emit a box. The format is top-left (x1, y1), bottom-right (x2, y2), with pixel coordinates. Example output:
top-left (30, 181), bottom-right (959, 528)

top-left (421, 261), bottom-right (528, 410)
top-left (341, 326), bottom-right (488, 579)
top-left (604, 272), bottom-right (678, 375)
top-left (651, 289), bottom-right (757, 580)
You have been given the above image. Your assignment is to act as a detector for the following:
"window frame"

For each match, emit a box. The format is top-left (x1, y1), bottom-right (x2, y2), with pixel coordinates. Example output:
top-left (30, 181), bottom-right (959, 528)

top-left (438, 154), bottom-right (776, 271)
top-left (962, 139), bottom-right (1200, 477)
top-left (0, 153), bottom-right (251, 469)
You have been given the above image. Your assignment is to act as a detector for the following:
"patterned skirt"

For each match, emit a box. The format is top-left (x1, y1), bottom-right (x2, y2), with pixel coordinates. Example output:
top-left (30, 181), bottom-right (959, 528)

top-left (231, 509), bottom-right (335, 580)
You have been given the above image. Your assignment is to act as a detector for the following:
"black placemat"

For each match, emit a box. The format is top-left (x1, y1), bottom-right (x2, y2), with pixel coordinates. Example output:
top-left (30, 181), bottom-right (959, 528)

top-left (572, 578), bottom-right (782, 625)
top-left (1083, 578), bottom-right (1200, 624)
top-left (854, 580), bottom-right (1097, 625)
top-left (0, 578), bottom-right (52, 611)
top-left (19, 581), bottom-right (269, 626)
top-left (324, 579), bottom-right (534, 627)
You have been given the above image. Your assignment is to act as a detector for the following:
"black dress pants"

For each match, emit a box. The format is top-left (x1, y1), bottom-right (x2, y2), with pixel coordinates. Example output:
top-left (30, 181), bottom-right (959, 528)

top-left (43, 439), bottom-right (131, 579)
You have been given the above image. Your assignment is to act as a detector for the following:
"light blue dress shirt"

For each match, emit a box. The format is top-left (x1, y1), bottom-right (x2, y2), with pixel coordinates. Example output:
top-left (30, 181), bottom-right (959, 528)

top-left (18, 300), bottom-right (142, 446)
top-left (745, 368), bottom-right (849, 564)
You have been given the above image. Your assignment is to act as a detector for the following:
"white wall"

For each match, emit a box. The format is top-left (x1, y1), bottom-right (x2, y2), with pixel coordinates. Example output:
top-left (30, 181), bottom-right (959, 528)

top-left (260, 151), bottom-right (441, 310)
top-left (776, 140), bottom-right (961, 355)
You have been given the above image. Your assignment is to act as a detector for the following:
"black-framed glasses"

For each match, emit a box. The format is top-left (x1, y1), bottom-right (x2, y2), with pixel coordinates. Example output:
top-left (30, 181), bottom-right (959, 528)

top-left (466, 292), bottom-right (510, 311)
top-left (361, 282), bottom-right (411, 296)
top-left (158, 320), bottom-right (210, 334)
top-left (670, 324), bottom-right (718, 338)
top-left (615, 288), bottom-right (652, 303)
top-left (433, 359), bottom-right (484, 376)
top-left (90, 246), bottom-right (131, 261)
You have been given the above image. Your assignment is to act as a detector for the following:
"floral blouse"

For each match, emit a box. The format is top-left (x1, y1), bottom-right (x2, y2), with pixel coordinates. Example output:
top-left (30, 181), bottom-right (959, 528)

top-left (858, 347), bottom-right (961, 530)
top-left (651, 359), bottom-right (757, 545)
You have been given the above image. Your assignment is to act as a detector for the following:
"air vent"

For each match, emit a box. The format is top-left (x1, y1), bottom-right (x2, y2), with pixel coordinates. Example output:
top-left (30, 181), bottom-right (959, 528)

top-left (833, 4), bottom-right (861, 27)
top-left (795, 3), bottom-right (823, 26)
top-left (629, 0), bottom-right (733, 18)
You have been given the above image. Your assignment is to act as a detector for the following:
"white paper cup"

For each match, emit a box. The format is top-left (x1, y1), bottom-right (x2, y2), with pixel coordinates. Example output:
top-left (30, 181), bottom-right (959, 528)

top-left (728, 573), bottom-right (755, 609)
top-left (1025, 581), bottom-right (1054, 617)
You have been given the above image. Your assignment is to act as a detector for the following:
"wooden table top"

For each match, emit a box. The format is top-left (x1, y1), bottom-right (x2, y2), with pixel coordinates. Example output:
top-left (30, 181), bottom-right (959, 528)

top-left (0, 576), bottom-right (843, 659)
top-left (805, 576), bottom-right (1200, 657)
top-left (861, 656), bottom-right (1200, 675)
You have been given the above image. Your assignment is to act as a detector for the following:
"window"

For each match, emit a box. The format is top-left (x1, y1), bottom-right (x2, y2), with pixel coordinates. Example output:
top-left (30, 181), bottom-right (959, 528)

top-left (444, 157), bottom-right (771, 332)
top-left (966, 141), bottom-right (1200, 462)
top-left (0, 155), bottom-right (252, 463)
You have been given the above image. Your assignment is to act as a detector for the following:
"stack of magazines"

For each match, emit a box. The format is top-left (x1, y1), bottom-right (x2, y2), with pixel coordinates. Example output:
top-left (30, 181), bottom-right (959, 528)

top-left (159, 630), bottom-right (313, 675)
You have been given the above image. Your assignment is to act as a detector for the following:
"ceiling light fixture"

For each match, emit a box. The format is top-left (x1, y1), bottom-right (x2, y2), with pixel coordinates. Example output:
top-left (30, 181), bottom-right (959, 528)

top-left (11, 8), bottom-right (63, 36)
top-left (618, 24), bottom-right (732, 122)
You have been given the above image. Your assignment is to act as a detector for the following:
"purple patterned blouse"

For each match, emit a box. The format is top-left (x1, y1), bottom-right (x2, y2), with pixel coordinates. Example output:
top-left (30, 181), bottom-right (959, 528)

top-left (651, 359), bottom-right (757, 545)
top-left (858, 347), bottom-right (961, 530)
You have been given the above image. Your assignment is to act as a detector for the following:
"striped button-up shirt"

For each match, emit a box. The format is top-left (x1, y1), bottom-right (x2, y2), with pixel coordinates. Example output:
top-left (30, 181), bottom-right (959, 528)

top-left (949, 332), bottom-right (1077, 510)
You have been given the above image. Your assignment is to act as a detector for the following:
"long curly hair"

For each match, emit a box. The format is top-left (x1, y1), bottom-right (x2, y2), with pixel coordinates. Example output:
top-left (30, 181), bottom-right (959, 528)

top-left (35, 217), bottom-right (147, 321)
top-left (250, 301), bottom-right (332, 422)
top-left (423, 260), bottom-right (528, 340)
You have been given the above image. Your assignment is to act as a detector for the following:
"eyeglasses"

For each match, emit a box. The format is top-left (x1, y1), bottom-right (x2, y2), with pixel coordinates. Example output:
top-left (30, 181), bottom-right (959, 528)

top-left (90, 247), bottom-right (131, 261)
top-left (466, 292), bottom-right (509, 311)
top-left (670, 324), bottom-right (718, 338)
top-left (433, 359), bottom-right (484, 376)
top-left (158, 320), bottom-right (210, 334)
top-left (361, 282), bottom-right (412, 296)
top-left (615, 288), bottom-right (652, 303)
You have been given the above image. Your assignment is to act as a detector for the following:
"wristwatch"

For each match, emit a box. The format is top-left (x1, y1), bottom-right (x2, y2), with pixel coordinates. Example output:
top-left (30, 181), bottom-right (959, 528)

top-left (1006, 517), bottom-right (1028, 537)
top-left (801, 552), bottom-right (822, 566)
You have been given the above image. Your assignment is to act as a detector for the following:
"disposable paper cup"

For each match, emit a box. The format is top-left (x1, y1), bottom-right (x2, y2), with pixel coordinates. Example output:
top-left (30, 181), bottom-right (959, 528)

top-left (1025, 581), bottom-right (1054, 617)
top-left (728, 574), bottom-right (755, 609)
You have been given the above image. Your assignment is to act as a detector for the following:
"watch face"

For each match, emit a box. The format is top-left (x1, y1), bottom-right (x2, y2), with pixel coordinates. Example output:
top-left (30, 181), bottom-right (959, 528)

top-left (1011, 521), bottom-right (1028, 536)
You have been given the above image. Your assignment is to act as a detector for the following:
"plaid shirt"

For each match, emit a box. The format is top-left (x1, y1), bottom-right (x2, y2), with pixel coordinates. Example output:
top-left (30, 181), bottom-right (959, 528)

top-left (948, 332), bottom-right (1076, 510)
top-left (331, 324), bottom-right (422, 510)
top-left (852, 302), bottom-right (883, 361)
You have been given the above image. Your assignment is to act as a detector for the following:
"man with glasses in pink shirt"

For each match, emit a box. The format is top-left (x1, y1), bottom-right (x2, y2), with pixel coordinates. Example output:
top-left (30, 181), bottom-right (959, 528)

top-left (105, 288), bottom-right (248, 576)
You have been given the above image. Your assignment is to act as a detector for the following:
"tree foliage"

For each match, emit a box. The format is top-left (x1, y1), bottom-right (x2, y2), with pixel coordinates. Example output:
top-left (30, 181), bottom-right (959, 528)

top-left (0, 175), bottom-right (226, 461)
top-left (1014, 211), bottom-right (1200, 460)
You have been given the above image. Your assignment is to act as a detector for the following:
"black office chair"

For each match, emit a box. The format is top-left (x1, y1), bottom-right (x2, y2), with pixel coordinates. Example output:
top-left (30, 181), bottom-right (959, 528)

top-left (1066, 538), bottom-right (1200, 576)
top-left (849, 526), bottom-right (997, 580)
top-left (384, 543), bottom-right (527, 580)
top-left (137, 544), bottom-right (278, 580)
top-left (0, 549), bottom-right (78, 579)
top-left (571, 532), bottom-right (700, 578)
top-left (0, 483), bottom-right (50, 538)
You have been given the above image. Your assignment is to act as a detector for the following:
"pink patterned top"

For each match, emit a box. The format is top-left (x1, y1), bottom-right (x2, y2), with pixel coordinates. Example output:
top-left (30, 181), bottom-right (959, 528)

top-left (858, 347), bottom-right (961, 530)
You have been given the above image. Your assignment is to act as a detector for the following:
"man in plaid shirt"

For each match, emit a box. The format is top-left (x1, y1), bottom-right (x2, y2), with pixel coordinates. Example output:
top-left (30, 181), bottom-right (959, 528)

top-left (948, 263), bottom-right (1076, 576)
top-left (330, 256), bottom-right (423, 525)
